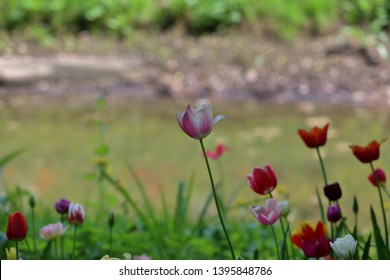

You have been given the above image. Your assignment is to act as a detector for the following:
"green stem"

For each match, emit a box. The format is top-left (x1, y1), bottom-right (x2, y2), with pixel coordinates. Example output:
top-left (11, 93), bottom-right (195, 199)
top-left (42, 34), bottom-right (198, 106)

top-left (60, 214), bottom-right (65, 259)
top-left (109, 227), bottom-right (113, 255)
top-left (315, 147), bottom-right (328, 186)
top-left (54, 239), bottom-right (58, 260)
top-left (72, 226), bottom-right (77, 260)
top-left (24, 237), bottom-right (33, 259)
top-left (279, 218), bottom-right (289, 260)
top-left (370, 162), bottom-right (389, 248)
top-left (270, 224), bottom-right (280, 260)
top-left (15, 241), bottom-right (19, 260)
top-left (199, 139), bottom-right (236, 260)
top-left (31, 208), bottom-right (37, 258)
top-left (285, 217), bottom-right (296, 260)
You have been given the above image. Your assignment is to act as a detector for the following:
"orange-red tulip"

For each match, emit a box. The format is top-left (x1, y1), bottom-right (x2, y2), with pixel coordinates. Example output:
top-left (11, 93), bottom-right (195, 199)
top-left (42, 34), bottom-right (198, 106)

top-left (349, 139), bottom-right (386, 164)
top-left (298, 123), bottom-right (329, 148)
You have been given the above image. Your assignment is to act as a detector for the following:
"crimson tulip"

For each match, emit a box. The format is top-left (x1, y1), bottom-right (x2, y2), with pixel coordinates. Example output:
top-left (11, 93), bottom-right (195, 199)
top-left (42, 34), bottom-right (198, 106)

top-left (247, 164), bottom-right (278, 195)
top-left (368, 168), bottom-right (386, 187)
top-left (6, 211), bottom-right (28, 241)
top-left (298, 123), bottom-right (329, 148)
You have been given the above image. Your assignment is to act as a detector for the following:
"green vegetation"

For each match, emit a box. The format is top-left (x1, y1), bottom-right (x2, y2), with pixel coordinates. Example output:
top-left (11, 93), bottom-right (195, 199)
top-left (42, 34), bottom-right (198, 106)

top-left (0, 97), bottom-right (389, 260)
top-left (1, 0), bottom-right (389, 41)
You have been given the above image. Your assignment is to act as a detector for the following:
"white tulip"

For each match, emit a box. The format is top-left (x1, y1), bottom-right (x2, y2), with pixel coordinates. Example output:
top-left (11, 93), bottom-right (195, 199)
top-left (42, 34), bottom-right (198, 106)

top-left (329, 234), bottom-right (357, 259)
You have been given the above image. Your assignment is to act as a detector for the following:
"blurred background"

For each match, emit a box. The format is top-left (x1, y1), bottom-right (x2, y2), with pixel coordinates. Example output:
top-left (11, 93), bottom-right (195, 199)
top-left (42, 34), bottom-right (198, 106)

top-left (0, 0), bottom-right (389, 232)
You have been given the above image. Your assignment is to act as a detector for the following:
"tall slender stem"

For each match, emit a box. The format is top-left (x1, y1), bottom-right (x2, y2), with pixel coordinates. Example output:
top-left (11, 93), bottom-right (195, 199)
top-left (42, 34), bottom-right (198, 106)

top-left (31, 208), bottom-right (37, 258)
top-left (199, 139), bottom-right (236, 260)
top-left (60, 214), bottom-right (65, 259)
top-left (270, 224), bottom-right (280, 260)
top-left (370, 162), bottom-right (389, 248)
top-left (316, 147), bottom-right (328, 186)
top-left (15, 241), bottom-right (19, 260)
top-left (54, 239), bottom-right (58, 260)
top-left (72, 226), bottom-right (78, 260)
top-left (279, 218), bottom-right (289, 260)
top-left (109, 227), bottom-right (113, 255)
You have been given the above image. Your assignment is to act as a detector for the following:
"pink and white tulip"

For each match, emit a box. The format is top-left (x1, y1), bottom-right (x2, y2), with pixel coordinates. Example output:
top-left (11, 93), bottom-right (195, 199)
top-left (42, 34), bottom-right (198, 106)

top-left (40, 222), bottom-right (68, 241)
top-left (176, 103), bottom-right (225, 140)
top-left (68, 203), bottom-right (85, 226)
top-left (251, 198), bottom-right (281, 225)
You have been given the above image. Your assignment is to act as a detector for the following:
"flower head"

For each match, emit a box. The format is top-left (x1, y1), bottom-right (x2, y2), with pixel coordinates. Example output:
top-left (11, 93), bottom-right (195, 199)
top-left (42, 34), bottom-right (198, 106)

top-left (291, 221), bottom-right (331, 258)
top-left (40, 222), bottom-right (68, 241)
top-left (278, 200), bottom-right (291, 217)
top-left (330, 234), bottom-right (357, 259)
top-left (251, 198), bottom-right (281, 225)
top-left (68, 203), bottom-right (85, 226)
top-left (6, 211), bottom-right (28, 241)
top-left (327, 204), bottom-right (342, 223)
top-left (55, 198), bottom-right (71, 215)
top-left (349, 139), bottom-right (386, 164)
top-left (205, 143), bottom-right (231, 160)
top-left (176, 103), bottom-right (225, 140)
top-left (6, 247), bottom-right (17, 260)
top-left (298, 123), bottom-right (329, 148)
top-left (368, 168), bottom-right (386, 187)
top-left (324, 182), bottom-right (342, 201)
top-left (247, 165), bottom-right (278, 195)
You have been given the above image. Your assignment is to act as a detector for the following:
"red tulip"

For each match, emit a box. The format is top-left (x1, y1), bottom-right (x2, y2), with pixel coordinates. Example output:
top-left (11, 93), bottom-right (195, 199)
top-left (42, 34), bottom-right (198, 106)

top-left (247, 164), bottom-right (278, 195)
top-left (205, 143), bottom-right (231, 160)
top-left (6, 211), bottom-right (28, 241)
top-left (349, 139), bottom-right (386, 164)
top-left (368, 168), bottom-right (386, 187)
top-left (298, 123), bottom-right (329, 148)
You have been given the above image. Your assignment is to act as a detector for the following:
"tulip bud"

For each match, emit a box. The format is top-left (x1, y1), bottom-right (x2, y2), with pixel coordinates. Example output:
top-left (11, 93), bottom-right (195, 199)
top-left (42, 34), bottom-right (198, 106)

top-left (6, 247), bottom-right (17, 260)
top-left (55, 198), bottom-right (71, 215)
top-left (68, 203), bottom-right (85, 226)
top-left (324, 182), bottom-right (342, 201)
top-left (29, 196), bottom-right (36, 209)
top-left (353, 195), bottom-right (359, 214)
top-left (6, 211), bottom-right (28, 241)
top-left (278, 200), bottom-right (291, 217)
top-left (327, 204), bottom-right (342, 223)
top-left (108, 211), bottom-right (115, 228)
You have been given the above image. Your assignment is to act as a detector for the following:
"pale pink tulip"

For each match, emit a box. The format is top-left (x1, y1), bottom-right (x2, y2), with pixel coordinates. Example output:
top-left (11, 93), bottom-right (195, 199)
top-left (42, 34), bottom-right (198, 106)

top-left (251, 198), bottom-right (281, 225)
top-left (40, 222), bottom-right (68, 240)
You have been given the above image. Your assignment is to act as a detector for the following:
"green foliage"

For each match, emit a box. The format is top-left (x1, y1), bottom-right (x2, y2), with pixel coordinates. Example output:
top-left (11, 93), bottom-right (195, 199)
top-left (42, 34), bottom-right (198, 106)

top-left (0, 0), bottom-right (388, 40)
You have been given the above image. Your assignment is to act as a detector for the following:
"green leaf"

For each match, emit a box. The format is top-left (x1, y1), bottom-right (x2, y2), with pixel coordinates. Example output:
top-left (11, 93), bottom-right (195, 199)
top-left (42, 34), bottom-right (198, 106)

top-left (40, 241), bottom-right (53, 260)
top-left (0, 148), bottom-right (25, 171)
top-left (315, 186), bottom-right (326, 223)
top-left (362, 234), bottom-right (371, 260)
top-left (370, 206), bottom-right (390, 259)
